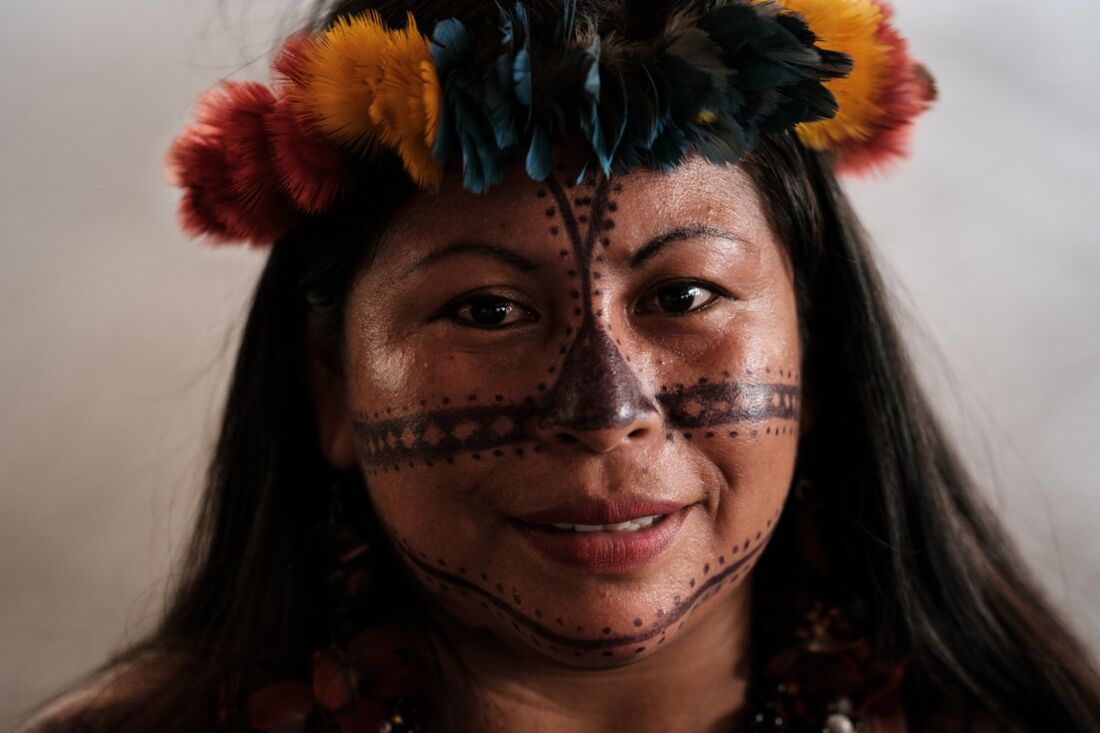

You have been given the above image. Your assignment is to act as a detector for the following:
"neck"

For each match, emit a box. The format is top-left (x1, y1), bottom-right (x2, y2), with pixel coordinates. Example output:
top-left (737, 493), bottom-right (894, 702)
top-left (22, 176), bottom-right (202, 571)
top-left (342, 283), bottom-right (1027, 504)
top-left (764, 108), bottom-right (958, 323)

top-left (426, 579), bottom-right (754, 733)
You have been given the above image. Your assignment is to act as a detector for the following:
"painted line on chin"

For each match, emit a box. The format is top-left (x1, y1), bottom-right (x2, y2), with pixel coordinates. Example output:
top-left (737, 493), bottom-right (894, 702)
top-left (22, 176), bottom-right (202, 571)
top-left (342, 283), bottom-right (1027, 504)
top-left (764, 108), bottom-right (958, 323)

top-left (391, 528), bottom-right (773, 651)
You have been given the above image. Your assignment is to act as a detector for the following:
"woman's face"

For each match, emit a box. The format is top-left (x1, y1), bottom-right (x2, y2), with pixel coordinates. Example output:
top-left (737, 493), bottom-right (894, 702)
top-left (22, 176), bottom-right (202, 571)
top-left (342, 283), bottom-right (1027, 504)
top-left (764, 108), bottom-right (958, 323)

top-left (329, 154), bottom-right (802, 667)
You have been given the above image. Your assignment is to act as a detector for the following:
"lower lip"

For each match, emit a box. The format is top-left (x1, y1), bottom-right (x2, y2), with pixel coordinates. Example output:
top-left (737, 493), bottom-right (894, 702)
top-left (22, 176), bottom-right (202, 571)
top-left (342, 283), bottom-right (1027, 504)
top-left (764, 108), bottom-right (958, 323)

top-left (512, 508), bottom-right (690, 574)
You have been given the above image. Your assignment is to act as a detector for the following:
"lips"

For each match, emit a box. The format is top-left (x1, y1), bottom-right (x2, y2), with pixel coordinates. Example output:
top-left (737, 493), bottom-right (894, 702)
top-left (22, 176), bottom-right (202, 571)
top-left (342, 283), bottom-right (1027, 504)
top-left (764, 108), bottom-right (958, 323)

top-left (515, 499), bottom-right (688, 526)
top-left (511, 499), bottom-right (694, 574)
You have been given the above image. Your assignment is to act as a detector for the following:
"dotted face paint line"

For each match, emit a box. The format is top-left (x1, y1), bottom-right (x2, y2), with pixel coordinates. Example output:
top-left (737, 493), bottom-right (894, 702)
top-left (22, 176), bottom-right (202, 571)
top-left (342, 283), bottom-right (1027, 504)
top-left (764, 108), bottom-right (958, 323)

top-left (389, 524), bottom-right (775, 653)
top-left (352, 376), bottom-right (798, 467)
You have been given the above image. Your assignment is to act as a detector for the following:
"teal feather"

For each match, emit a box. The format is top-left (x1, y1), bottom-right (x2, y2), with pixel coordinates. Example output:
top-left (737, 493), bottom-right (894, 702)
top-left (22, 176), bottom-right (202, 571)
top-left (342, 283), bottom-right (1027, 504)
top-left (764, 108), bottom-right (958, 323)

top-left (576, 36), bottom-right (604, 173)
top-left (498, 1), bottom-right (516, 46)
top-left (514, 48), bottom-right (533, 109)
top-left (560, 0), bottom-right (576, 47)
top-left (511, 5), bottom-right (533, 114)
top-left (430, 18), bottom-right (469, 74)
top-left (598, 65), bottom-right (629, 171)
top-left (429, 18), bottom-right (470, 163)
top-left (526, 124), bottom-right (553, 180)
top-left (483, 53), bottom-right (518, 149)
top-left (432, 17), bottom-right (507, 192)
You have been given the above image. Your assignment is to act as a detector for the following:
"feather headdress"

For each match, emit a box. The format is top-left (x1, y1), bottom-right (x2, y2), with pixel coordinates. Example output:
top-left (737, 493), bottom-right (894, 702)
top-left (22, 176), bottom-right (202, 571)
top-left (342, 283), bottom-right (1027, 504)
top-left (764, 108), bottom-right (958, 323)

top-left (167, 0), bottom-right (933, 246)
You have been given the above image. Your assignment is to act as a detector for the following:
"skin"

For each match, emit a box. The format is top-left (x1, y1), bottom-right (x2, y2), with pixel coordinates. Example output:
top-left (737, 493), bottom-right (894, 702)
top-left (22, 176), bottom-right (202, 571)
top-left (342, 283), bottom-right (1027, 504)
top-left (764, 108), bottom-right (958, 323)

top-left (315, 152), bottom-right (803, 732)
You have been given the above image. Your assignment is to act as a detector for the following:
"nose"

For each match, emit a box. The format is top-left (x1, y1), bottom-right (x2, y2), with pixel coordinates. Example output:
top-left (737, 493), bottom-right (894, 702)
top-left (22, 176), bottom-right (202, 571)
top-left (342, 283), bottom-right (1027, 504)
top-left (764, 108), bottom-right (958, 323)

top-left (529, 322), bottom-right (663, 452)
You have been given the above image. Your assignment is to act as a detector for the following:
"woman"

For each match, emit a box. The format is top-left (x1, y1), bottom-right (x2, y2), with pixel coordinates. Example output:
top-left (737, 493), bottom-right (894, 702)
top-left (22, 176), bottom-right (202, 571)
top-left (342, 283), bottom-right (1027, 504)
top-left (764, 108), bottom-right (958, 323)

top-left (22, 0), bottom-right (1100, 731)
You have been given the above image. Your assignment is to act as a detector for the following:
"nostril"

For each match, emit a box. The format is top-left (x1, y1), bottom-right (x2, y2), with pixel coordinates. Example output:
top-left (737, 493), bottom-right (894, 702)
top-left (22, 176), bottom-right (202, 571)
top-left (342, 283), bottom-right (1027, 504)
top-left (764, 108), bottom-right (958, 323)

top-left (628, 428), bottom-right (647, 439)
top-left (557, 434), bottom-right (579, 444)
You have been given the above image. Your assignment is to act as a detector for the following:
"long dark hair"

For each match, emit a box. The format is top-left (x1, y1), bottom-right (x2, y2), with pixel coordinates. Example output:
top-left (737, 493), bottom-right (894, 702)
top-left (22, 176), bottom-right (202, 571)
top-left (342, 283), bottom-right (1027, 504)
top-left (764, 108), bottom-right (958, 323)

top-left (31, 1), bottom-right (1100, 731)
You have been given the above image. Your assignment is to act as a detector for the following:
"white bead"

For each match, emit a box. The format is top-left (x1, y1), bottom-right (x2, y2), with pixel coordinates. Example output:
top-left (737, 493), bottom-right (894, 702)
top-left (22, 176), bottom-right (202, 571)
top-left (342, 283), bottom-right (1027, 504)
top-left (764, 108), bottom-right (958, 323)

top-left (825, 713), bottom-right (855, 733)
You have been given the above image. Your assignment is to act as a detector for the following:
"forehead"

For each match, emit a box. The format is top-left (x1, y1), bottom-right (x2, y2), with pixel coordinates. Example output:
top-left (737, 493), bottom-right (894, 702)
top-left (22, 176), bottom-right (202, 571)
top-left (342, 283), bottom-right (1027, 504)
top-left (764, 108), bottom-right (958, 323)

top-left (374, 155), bottom-right (776, 267)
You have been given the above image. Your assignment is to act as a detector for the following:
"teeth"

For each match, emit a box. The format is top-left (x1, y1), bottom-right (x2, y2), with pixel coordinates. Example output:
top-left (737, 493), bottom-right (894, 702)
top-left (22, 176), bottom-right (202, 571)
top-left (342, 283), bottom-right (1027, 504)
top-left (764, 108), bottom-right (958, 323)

top-left (549, 515), bottom-right (662, 533)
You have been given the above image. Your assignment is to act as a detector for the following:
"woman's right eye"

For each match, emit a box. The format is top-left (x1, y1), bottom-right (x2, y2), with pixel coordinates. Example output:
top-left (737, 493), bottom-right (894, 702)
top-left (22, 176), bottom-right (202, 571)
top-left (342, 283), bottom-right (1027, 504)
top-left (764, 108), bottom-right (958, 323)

top-left (446, 294), bottom-right (535, 329)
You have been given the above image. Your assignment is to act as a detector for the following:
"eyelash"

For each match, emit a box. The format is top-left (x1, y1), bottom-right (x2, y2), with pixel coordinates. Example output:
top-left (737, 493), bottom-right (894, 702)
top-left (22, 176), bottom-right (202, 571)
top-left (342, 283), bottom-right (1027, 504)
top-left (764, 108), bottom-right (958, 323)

top-left (636, 279), bottom-right (730, 317)
top-left (442, 292), bottom-right (537, 330)
top-left (441, 280), bottom-right (731, 330)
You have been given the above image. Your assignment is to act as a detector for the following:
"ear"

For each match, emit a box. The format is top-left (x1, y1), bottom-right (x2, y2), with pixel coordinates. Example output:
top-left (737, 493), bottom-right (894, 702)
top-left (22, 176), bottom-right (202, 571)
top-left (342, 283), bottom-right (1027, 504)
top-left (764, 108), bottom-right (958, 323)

top-left (306, 334), bottom-right (358, 469)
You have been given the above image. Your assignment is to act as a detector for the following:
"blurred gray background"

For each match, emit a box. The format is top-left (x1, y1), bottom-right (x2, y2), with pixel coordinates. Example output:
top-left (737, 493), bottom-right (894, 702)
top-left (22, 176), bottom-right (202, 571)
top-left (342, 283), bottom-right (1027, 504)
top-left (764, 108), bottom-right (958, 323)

top-left (1, 0), bottom-right (1098, 726)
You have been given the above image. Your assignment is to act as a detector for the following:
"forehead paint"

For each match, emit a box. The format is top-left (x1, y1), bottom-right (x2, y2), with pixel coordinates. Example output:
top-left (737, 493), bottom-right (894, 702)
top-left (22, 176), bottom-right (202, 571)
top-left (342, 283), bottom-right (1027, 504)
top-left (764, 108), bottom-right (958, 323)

top-left (536, 173), bottom-right (656, 432)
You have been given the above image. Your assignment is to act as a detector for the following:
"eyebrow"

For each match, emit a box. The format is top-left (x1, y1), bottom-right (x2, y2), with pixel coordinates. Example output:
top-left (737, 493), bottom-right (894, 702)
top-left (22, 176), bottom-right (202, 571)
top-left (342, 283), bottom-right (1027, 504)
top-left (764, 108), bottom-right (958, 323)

top-left (400, 240), bottom-right (541, 277)
top-left (630, 224), bottom-right (744, 268)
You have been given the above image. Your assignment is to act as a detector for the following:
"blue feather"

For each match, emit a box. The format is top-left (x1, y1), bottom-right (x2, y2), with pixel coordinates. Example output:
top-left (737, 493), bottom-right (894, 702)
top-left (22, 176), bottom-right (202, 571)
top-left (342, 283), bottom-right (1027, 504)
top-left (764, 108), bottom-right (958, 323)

top-left (638, 64), bottom-right (665, 146)
top-left (576, 37), bottom-right (604, 172)
top-left (456, 75), bottom-right (505, 192)
top-left (497, 2), bottom-right (515, 45)
top-left (511, 4), bottom-right (533, 125)
top-left (646, 119), bottom-right (689, 172)
top-left (430, 18), bottom-right (471, 164)
top-left (432, 16), bottom-right (510, 193)
top-left (483, 53), bottom-right (518, 149)
top-left (573, 160), bottom-right (590, 186)
top-left (513, 48), bottom-right (533, 108)
top-left (560, 0), bottom-right (576, 46)
top-left (526, 124), bottom-right (553, 180)
top-left (597, 64), bottom-right (629, 171)
top-left (430, 18), bottom-right (469, 74)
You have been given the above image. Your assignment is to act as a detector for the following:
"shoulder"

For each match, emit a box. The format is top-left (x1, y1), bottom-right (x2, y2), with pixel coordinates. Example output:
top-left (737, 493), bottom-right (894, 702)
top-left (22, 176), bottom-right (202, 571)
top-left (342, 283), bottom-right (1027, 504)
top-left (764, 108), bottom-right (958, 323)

top-left (16, 654), bottom-right (185, 733)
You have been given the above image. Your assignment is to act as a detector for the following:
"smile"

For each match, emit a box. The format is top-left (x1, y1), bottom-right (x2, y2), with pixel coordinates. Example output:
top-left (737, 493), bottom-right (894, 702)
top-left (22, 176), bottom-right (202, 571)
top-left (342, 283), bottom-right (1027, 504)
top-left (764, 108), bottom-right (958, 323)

top-left (549, 515), bottom-right (663, 532)
top-left (510, 501), bottom-right (694, 574)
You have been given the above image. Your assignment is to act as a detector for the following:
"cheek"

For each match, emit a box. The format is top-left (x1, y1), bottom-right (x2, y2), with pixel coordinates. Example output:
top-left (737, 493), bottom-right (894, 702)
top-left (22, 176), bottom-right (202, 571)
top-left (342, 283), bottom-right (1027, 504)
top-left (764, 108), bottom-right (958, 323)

top-left (649, 355), bottom-right (801, 589)
top-left (641, 286), bottom-right (802, 530)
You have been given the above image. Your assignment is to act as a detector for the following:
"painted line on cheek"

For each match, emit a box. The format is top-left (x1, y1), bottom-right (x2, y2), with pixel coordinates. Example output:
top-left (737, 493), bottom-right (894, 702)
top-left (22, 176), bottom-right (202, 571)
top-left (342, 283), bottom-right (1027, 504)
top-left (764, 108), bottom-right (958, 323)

top-left (659, 381), bottom-right (800, 428)
top-left (352, 403), bottom-right (537, 466)
top-left (394, 528), bottom-right (773, 651)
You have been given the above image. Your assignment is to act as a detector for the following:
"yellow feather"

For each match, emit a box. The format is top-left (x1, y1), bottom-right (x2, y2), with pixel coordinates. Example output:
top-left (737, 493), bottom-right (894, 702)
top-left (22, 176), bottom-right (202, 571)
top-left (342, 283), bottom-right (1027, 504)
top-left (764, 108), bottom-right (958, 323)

top-left (296, 12), bottom-right (390, 151)
top-left (769, 0), bottom-right (893, 150)
top-left (369, 13), bottom-right (444, 190)
top-left (695, 109), bottom-right (719, 125)
top-left (419, 60), bottom-right (442, 149)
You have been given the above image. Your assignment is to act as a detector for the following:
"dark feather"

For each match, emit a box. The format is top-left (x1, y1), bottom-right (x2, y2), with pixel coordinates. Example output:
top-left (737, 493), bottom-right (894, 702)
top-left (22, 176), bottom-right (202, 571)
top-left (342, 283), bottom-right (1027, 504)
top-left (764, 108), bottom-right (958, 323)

top-left (596, 63), bottom-right (629, 172)
top-left (424, 0), bottom-right (854, 193)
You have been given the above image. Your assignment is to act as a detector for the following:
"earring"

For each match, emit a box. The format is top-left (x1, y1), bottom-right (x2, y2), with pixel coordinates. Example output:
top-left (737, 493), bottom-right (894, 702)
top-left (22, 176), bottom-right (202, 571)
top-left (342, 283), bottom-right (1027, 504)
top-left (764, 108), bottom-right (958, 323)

top-left (320, 473), bottom-right (380, 637)
top-left (790, 473), bottom-right (833, 580)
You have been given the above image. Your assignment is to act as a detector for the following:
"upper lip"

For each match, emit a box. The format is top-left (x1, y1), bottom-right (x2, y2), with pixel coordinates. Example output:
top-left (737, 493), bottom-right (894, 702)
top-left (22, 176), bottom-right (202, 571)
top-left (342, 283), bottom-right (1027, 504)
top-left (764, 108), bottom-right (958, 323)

top-left (513, 499), bottom-right (690, 526)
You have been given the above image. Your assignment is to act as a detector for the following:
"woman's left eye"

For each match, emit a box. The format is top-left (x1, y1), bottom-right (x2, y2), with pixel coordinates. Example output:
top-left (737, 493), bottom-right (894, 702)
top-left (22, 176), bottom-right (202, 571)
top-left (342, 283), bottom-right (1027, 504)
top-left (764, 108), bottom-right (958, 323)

top-left (637, 281), bottom-right (725, 315)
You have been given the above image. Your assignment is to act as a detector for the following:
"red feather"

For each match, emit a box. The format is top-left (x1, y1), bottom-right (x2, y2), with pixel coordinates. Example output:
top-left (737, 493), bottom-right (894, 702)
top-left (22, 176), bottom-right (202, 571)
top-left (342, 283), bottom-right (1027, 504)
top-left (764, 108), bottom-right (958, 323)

top-left (166, 124), bottom-right (239, 242)
top-left (266, 96), bottom-right (348, 213)
top-left (273, 33), bottom-right (315, 88)
top-left (166, 82), bottom-right (300, 245)
top-left (834, 0), bottom-right (937, 176)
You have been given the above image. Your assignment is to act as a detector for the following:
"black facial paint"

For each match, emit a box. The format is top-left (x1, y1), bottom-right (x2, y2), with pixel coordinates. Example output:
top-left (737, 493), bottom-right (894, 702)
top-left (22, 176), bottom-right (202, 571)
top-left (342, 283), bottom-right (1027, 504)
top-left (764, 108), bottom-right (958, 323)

top-left (391, 525), bottom-right (774, 653)
top-left (352, 376), bottom-right (798, 467)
